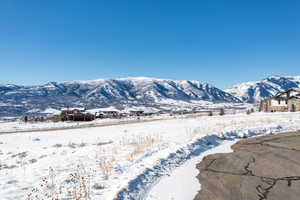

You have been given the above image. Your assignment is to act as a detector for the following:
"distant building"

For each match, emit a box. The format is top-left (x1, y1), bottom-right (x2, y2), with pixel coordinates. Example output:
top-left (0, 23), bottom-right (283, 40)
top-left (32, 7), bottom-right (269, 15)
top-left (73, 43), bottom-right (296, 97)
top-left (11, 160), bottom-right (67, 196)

top-left (129, 110), bottom-right (144, 116)
top-left (260, 89), bottom-right (300, 112)
top-left (98, 111), bottom-right (120, 118)
top-left (54, 108), bottom-right (95, 121)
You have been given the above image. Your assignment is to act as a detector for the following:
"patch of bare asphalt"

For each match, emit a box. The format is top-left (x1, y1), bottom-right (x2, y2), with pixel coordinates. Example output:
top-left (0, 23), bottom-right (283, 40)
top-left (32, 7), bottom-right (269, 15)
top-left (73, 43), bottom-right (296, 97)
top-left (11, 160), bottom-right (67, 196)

top-left (194, 131), bottom-right (300, 200)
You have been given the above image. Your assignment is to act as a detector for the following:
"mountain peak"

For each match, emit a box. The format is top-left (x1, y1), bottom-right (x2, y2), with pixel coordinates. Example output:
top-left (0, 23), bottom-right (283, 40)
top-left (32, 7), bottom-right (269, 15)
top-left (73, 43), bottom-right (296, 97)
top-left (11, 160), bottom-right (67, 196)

top-left (226, 75), bottom-right (300, 103)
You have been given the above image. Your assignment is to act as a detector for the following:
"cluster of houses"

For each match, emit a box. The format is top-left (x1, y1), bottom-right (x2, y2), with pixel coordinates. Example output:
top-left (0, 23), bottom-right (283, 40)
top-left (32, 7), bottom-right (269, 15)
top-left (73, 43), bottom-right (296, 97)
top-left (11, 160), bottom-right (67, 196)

top-left (259, 89), bottom-right (300, 112)
top-left (52, 108), bottom-right (95, 122)
top-left (50, 107), bottom-right (217, 122)
top-left (51, 108), bottom-right (158, 122)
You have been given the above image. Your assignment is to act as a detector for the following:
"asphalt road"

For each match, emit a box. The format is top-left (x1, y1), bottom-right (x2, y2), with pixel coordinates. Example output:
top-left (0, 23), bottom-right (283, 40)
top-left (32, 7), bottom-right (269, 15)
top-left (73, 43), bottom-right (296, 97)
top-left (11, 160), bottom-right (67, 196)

top-left (195, 131), bottom-right (300, 200)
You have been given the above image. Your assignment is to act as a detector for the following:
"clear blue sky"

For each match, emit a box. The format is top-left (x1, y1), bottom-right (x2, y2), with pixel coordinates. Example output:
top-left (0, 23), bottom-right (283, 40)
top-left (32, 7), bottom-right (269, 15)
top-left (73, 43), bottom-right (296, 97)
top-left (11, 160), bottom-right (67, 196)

top-left (1, 0), bottom-right (300, 88)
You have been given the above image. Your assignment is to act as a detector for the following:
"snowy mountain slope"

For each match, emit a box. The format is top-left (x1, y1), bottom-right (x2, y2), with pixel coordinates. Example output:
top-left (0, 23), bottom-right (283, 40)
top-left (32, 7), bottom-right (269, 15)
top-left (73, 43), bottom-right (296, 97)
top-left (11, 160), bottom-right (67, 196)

top-left (225, 76), bottom-right (300, 103)
top-left (0, 77), bottom-right (241, 117)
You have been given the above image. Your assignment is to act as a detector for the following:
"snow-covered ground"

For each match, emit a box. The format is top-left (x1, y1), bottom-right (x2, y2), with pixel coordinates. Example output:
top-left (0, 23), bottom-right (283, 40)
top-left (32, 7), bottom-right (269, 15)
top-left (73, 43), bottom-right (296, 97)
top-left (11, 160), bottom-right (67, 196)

top-left (0, 119), bottom-right (119, 132)
top-left (146, 140), bottom-right (237, 200)
top-left (1, 112), bottom-right (300, 200)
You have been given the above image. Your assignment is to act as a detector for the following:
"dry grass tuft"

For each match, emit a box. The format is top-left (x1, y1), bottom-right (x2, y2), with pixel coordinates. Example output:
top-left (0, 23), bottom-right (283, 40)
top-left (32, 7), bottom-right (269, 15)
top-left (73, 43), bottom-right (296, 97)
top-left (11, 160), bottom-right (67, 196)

top-left (67, 164), bottom-right (93, 200)
top-left (26, 165), bottom-right (94, 200)
top-left (124, 135), bottom-right (161, 161)
top-left (97, 156), bottom-right (116, 179)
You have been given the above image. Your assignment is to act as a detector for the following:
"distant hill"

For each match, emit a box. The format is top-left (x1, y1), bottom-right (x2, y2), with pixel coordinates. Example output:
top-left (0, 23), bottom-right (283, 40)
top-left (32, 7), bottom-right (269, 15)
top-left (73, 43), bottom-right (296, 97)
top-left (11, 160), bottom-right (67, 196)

top-left (225, 76), bottom-right (300, 103)
top-left (0, 77), bottom-right (241, 117)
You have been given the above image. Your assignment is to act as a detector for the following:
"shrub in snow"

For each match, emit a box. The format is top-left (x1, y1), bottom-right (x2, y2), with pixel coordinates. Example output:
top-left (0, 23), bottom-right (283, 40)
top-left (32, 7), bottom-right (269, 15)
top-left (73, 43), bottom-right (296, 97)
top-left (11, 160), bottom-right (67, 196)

top-left (7, 180), bottom-right (18, 184)
top-left (53, 144), bottom-right (63, 148)
top-left (97, 156), bottom-right (116, 180)
top-left (68, 142), bottom-right (77, 149)
top-left (78, 142), bottom-right (87, 147)
top-left (26, 165), bottom-right (94, 200)
top-left (29, 159), bottom-right (38, 164)
top-left (11, 151), bottom-right (27, 159)
top-left (92, 183), bottom-right (105, 190)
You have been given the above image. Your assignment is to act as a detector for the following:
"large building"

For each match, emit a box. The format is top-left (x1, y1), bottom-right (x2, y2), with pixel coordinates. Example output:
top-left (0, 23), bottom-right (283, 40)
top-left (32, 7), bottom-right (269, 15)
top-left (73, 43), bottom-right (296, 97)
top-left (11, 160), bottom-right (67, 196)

top-left (259, 89), bottom-right (300, 112)
top-left (53, 108), bottom-right (95, 121)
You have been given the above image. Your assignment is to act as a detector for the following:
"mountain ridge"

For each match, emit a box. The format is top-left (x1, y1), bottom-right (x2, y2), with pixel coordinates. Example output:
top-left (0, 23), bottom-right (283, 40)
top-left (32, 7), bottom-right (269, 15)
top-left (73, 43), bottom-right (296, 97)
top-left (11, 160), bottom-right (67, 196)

top-left (225, 75), bottom-right (300, 103)
top-left (0, 77), bottom-right (241, 117)
top-left (3, 75), bottom-right (299, 117)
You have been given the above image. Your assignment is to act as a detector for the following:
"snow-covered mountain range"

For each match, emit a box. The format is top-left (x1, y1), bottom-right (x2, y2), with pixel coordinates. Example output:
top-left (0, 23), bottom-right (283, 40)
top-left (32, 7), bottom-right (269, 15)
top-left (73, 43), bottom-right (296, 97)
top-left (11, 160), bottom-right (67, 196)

top-left (0, 77), bottom-right (241, 117)
top-left (2, 76), bottom-right (299, 117)
top-left (225, 76), bottom-right (300, 103)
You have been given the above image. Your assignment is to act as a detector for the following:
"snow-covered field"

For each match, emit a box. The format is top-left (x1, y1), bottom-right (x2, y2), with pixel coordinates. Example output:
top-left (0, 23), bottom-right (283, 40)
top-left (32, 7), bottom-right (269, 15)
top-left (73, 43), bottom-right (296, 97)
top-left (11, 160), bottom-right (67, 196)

top-left (0, 119), bottom-right (119, 132)
top-left (1, 112), bottom-right (300, 200)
